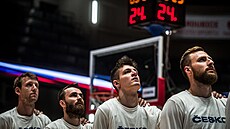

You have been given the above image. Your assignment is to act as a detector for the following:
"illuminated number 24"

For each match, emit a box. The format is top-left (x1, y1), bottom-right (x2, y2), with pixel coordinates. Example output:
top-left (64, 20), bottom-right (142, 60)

top-left (129, 6), bottom-right (146, 25)
top-left (157, 3), bottom-right (177, 22)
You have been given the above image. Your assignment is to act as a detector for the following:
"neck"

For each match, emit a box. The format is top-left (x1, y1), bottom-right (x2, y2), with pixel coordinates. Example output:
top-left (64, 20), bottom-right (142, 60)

top-left (63, 113), bottom-right (81, 126)
top-left (188, 84), bottom-right (212, 98)
top-left (17, 103), bottom-right (35, 116)
top-left (117, 93), bottom-right (139, 108)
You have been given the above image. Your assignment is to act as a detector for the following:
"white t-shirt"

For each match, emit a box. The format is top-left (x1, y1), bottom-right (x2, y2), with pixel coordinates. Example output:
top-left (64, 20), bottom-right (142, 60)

top-left (0, 107), bottom-right (51, 129)
top-left (93, 98), bottom-right (161, 129)
top-left (44, 118), bottom-right (93, 129)
top-left (160, 90), bottom-right (227, 129)
top-left (225, 92), bottom-right (230, 129)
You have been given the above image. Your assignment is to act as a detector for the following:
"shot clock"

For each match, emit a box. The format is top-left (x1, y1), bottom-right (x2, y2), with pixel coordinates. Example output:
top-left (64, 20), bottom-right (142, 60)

top-left (128, 0), bottom-right (186, 29)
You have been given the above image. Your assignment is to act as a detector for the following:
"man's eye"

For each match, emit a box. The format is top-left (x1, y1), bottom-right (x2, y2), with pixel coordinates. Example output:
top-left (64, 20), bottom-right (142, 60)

top-left (71, 93), bottom-right (83, 98)
top-left (27, 83), bottom-right (39, 88)
top-left (27, 83), bottom-right (33, 87)
top-left (198, 58), bottom-right (206, 62)
top-left (124, 70), bottom-right (131, 74)
top-left (78, 93), bottom-right (83, 98)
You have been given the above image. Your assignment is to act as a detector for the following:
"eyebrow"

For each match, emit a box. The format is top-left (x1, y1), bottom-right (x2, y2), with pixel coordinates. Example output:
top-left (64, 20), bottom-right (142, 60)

top-left (69, 92), bottom-right (83, 97)
top-left (197, 55), bottom-right (212, 60)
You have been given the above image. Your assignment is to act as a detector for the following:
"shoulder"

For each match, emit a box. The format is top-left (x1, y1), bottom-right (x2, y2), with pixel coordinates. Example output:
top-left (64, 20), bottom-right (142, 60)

top-left (0, 107), bottom-right (16, 115)
top-left (97, 98), bottom-right (117, 110)
top-left (142, 105), bottom-right (161, 119)
top-left (37, 113), bottom-right (50, 119)
top-left (45, 119), bottom-right (62, 128)
top-left (36, 113), bottom-right (52, 125)
top-left (94, 98), bottom-right (118, 118)
top-left (162, 91), bottom-right (190, 112)
top-left (167, 90), bottom-right (190, 103)
top-left (83, 123), bottom-right (93, 129)
top-left (144, 105), bottom-right (161, 114)
top-left (0, 108), bottom-right (17, 128)
top-left (212, 96), bottom-right (227, 105)
top-left (0, 107), bottom-right (16, 119)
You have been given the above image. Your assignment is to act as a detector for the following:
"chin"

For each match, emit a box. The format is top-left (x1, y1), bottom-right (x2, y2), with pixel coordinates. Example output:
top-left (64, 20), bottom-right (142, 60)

top-left (132, 82), bottom-right (140, 86)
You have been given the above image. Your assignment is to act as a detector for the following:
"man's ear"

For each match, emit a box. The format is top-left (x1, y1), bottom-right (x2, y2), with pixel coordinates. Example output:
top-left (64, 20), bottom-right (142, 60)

top-left (184, 66), bottom-right (192, 78)
top-left (184, 66), bottom-right (191, 72)
top-left (59, 100), bottom-right (66, 108)
top-left (113, 80), bottom-right (120, 90)
top-left (15, 87), bottom-right (20, 95)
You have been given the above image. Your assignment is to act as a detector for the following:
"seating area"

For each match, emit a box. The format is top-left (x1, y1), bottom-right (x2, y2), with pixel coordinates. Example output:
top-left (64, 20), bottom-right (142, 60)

top-left (2, 0), bottom-right (89, 75)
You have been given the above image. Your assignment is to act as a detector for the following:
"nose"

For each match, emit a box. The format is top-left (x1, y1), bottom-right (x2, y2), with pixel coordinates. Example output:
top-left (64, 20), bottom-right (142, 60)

top-left (77, 95), bottom-right (83, 102)
top-left (31, 84), bottom-right (38, 91)
top-left (207, 58), bottom-right (215, 68)
top-left (77, 93), bottom-right (83, 99)
top-left (77, 95), bottom-right (81, 99)
top-left (208, 58), bottom-right (214, 65)
top-left (131, 69), bottom-right (138, 76)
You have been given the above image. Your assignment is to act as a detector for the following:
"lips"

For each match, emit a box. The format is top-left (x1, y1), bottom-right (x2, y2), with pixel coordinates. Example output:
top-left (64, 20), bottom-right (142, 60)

top-left (206, 67), bottom-right (216, 74)
top-left (75, 100), bottom-right (84, 105)
top-left (206, 67), bottom-right (215, 71)
top-left (132, 77), bottom-right (138, 81)
top-left (30, 93), bottom-right (37, 96)
top-left (76, 102), bottom-right (83, 105)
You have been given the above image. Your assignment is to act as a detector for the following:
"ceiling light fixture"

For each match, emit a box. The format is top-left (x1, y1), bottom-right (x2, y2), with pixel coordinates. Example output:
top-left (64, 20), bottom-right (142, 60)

top-left (91, 0), bottom-right (98, 24)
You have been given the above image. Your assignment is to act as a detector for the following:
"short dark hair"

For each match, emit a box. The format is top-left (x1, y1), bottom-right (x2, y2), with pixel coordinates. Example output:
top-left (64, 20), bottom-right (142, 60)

top-left (58, 83), bottom-right (80, 101)
top-left (180, 46), bottom-right (204, 79)
top-left (13, 72), bottom-right (38, 89)
top-left (110, 55), bottom-right (138, 91)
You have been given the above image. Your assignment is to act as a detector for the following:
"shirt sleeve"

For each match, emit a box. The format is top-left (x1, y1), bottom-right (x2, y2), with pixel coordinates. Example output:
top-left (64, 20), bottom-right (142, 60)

top-left (84, 123), bottom-right (93, 129)
top-left (37, 114), bottom-right (52, 127)
top-left (93, 107), bottom-right (109, 129)
top-left (146, 106), bottom-right (161, 129)
top-left (160, 99), bottom-right (184, 129)
top-left (0, 116), bottom-right (9, 129)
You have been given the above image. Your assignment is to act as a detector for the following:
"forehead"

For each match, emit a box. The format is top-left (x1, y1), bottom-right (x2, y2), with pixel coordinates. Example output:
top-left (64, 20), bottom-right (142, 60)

top-left (190, 51), bottom-right (209, 60)
top-left (64, 87), bottom-right (82, 95)
top-left (21, 76), bottom-right (38, 83)
top-left (119, 65), bottom-right (135, 71)
top-left (123, 65), bottom-right (135, 69)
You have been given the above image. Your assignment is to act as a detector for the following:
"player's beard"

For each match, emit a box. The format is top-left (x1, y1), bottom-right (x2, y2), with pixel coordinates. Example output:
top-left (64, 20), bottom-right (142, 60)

top-left (65, 100), bottom-right (85, 119)
top-left (192, 67), bottom-right (218, 85)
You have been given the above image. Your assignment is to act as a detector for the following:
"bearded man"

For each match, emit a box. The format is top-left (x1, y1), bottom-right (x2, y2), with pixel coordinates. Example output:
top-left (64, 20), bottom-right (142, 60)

top-left (45, 83), bottom-right (92, 129)
top-left (160, 46), bottom-right (227, 129)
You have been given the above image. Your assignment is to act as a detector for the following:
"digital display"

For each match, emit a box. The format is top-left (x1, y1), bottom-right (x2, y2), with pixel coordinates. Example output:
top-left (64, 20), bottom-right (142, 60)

top-left (128, 0), bottom-right (186, 29)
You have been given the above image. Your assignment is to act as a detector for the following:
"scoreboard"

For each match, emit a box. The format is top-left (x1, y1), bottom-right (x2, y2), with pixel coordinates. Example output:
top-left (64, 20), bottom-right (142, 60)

top-left (128, 0), bottom-right (186, 29)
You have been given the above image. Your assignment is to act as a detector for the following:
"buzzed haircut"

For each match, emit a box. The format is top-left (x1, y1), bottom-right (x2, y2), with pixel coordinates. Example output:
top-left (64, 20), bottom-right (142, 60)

top-left (58, 83), bottom-right (80, 101)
